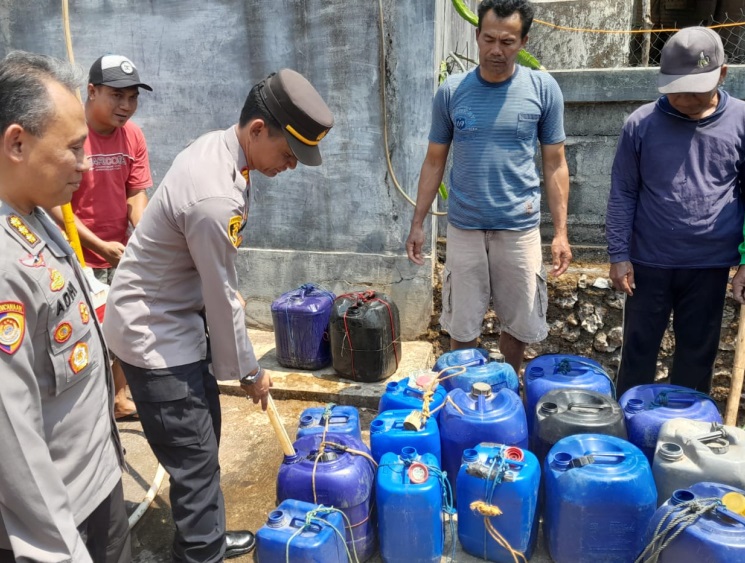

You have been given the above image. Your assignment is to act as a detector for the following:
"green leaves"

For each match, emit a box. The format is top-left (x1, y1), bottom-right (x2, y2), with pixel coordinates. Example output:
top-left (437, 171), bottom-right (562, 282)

top-left (450, 0), bottom-right (544, 70)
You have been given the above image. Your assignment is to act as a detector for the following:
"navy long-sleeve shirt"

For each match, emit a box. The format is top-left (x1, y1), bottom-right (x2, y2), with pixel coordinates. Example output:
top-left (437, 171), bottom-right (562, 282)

top-left (606, 90), bottom-right (745, 268)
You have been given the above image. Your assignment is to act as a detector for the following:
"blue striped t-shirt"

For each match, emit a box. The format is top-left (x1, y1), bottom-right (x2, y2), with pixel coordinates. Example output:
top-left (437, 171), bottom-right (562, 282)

top-left (429, 65), bottom-right (566, 230)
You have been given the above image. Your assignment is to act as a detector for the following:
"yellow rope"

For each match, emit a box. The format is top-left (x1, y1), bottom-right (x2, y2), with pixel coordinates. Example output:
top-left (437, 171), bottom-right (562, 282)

top-left (470, 500), bottom-right (503, 517)
top-left (415, 365), bottom-right (467, 424)
top-left (60, 0), bottom-right (86, 265)
top-left (534, 18), bottom-right (745, 34)
top-left (484, 519), bottom-right (528, 563)
top-left (470, 501), bottom-right (527, 563)
top-left (310, 412), bottom-right (377, 530)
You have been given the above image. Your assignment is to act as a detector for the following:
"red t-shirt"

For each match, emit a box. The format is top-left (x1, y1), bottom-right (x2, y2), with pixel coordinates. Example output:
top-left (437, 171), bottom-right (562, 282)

top-left (71, 120), bottom-right (152, 268)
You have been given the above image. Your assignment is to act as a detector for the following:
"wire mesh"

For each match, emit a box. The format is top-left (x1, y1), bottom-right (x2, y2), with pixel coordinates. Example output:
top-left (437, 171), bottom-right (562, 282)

top-left (451, 2), bottom-right (745, 70)
top-left (532, 10), bottom-right (745, 69)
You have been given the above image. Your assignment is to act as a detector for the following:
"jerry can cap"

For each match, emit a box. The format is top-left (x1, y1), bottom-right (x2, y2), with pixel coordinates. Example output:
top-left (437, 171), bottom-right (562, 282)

top-left (471, 382), bottom-right (492, 397)
top-left (408, 462), bottom-right (429, 484)
top-left (722, 492), bottom-right (745, 515)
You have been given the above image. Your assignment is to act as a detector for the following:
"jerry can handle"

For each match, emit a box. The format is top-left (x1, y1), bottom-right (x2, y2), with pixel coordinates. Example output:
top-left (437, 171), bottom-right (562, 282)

top-left (567, 403), bottom-right (611, 412)
top-left (716, 506), bottom-right (745, 527)
top-left (569, 452), bottom-right (626, 468)
top-left (552, 357), bottom-right (617, 399)
top-left (290, 517), bottom-right (323, 533)
top-left (651, 389), bottom-right (715, 408)
top-left (299, 282), bottom-right (317, 295)
top-left (327, 415), bottom-right (349, 425)
top-left (695, 423), bottom-right (727, 444)
top-left (404, 385), bottom-right (425, 398)
top-left (553, 357), bottom-right (597, 375)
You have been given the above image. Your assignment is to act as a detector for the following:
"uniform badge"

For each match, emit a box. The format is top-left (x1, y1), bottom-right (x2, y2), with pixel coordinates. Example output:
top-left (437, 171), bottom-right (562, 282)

top-left (8, 215), bottom-right (39, 247)
top-left (79, 302), bottom-right (90, 324)
top-left (69, 342), bottom-right (89, 374)
top-left (0, 301), bottom-right (25, 355)
top-left (49, 268), bottom-right (65, 292)
top-left (54, 322), bottom-right (72, 344)
top-left (228, 215), bottom-right (243, 248)
top-left (19, 252), bottom-right (45, 268)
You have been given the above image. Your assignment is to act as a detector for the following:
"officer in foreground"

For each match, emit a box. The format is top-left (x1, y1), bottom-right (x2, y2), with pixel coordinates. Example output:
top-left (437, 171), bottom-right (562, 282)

top-left (0, 51), bottom-right (129, 562)
top-left (104, 69), bottom-right (334, 561)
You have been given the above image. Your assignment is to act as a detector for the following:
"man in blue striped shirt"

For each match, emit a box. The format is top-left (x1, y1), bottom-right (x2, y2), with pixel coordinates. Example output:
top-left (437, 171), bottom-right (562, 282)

top-left (406, 0), bottom-right (571, 374)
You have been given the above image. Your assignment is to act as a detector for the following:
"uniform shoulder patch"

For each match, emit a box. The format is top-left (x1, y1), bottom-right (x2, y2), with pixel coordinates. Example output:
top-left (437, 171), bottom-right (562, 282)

top-left (228, 215), bottom-right (243, 248)
top-left (0, 301), bottom-right (25, 355)
top-left (8, 215), bottom-right (40, 247)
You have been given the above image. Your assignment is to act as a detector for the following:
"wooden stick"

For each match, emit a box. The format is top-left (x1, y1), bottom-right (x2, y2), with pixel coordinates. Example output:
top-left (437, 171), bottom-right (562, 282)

top-left (266, 394), bottom-right (296, 457)
top-left (725, 306), bottom-right (745, 425)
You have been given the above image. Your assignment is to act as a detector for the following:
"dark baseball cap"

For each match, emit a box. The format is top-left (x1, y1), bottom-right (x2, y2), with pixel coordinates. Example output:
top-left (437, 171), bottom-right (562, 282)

top-left (259, 69), bottom-right (333, 166)
top-left (89, 55), bottom-right (152, 91)
top-left (658, 27), bottom-right (724, 94)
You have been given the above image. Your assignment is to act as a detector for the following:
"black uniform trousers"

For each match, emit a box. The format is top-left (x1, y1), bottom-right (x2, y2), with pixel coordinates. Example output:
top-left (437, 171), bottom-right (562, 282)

top-left (122, 359), bottom-right (224, 563)
top-left (616, 264), bottom-right (729, 396)
top-left (0, 480), bottom-right (131, 563)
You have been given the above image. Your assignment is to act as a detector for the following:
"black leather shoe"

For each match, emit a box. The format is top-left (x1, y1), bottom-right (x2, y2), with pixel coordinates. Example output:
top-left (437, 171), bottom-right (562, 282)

top-left (225, 530), bottom-right (256, 559)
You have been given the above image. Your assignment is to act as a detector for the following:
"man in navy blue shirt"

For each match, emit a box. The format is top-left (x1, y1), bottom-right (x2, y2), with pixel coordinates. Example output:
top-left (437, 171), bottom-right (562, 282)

top-left (606, 26), bottom-right (745, 395)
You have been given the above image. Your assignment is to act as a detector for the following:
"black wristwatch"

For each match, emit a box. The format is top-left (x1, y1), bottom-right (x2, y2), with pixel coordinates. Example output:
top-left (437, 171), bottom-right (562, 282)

top-left (239, 367), bottom-right (263, 386)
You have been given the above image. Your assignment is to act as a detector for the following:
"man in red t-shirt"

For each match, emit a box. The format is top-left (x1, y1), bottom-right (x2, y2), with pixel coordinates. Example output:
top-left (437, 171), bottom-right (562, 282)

top-left (51, 54), bottom-right (153, 419)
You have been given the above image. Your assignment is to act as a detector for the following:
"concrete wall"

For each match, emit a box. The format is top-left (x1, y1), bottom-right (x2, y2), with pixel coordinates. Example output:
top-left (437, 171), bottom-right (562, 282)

top-left (3, 1), bottom-right (743, 340)
top-left (0, 0), bottom-right (439, 339)
top-left (529, 0), bottom-right (637, 69)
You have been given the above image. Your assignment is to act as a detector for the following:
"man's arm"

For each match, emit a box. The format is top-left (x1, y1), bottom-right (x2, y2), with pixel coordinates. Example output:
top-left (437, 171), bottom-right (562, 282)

top-left (126, 188), bottom-right (148, 228)
top-left (606, 124), bottom-right (641, 296)
top-left (405, 142), bottom-right (450, 265)
top-left (180, 197), bottom-right (271, 409)
top-left (47, 205), bottom-right (125, 267)
top-left (541, 142), bottom-right (572, 276)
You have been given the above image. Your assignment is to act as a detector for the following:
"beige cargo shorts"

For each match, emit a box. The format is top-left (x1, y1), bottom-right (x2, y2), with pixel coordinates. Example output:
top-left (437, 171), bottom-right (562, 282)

top-left (439, 223), bottom-right (548, 344)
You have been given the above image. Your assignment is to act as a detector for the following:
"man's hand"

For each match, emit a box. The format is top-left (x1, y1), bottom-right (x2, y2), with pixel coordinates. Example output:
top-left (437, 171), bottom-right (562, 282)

top-left (406, 224), bottom-right (425, 266)
top-left (98, 241), bottom-right (126, 267)
top-left (236, 291), bottom-right (246, 309)
top-left (240, 368), bottom-right (272, 411)
top-left (610, 261), bottom-right (635, 296)
top-left (733, 265), bottom-right (745, 304)
top-left (550, 234), bottom-right (572, 277)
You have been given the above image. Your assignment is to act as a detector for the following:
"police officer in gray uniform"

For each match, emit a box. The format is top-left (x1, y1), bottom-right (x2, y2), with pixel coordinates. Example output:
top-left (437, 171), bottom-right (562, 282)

top-left (0, 52), bottom-right (129, 562)
top-left (103, 69), bottom-right (334, 562)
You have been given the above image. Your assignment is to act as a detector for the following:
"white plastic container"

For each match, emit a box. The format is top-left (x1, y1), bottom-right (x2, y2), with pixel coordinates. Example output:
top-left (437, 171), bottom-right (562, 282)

top-left (653, 418), bottom-right (745, 505)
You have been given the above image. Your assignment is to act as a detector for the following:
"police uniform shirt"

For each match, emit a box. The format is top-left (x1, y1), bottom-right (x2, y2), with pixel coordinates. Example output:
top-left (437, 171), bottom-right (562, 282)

top-left (103, 126), bottom-right (259, 380)
top-left (0, 203), bottom-right (122, 562)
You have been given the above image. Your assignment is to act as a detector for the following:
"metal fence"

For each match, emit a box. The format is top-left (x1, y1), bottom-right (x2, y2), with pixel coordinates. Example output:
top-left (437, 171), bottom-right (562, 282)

top-left (530, 12), bottom-right (745, 69)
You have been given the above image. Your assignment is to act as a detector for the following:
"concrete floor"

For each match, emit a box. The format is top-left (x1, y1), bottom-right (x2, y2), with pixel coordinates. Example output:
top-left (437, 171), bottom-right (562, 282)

top-left (120, 329), bottom-right (553, 562)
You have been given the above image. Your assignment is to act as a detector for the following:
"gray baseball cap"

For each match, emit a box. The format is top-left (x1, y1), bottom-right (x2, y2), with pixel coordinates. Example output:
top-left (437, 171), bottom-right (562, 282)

top-left (89, 55), bottom-right (152, 91)
top-left (658, 27), bottom-right (724, 94)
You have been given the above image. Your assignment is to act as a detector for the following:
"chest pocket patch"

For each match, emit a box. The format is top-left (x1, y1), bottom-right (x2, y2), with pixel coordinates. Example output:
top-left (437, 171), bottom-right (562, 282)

top-left (517, 113), bottom-right (540, 141)
top-left (47, 303), bottom-right (98, 396)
